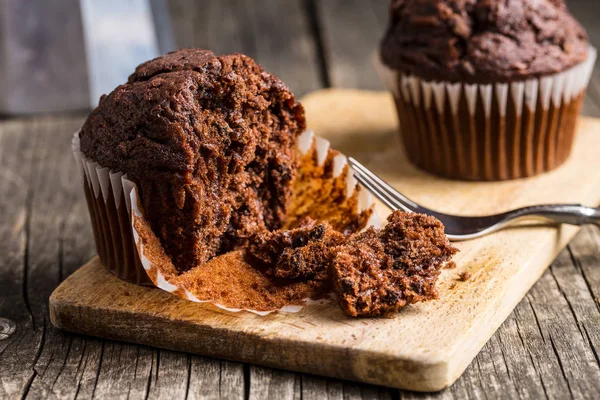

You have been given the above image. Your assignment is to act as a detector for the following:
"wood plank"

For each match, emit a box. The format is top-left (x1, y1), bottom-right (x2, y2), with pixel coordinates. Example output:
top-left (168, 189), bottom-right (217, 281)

top-left (49, 89), bottom-right (600, 392)
top-left (10, 117), bottom-right (104, 399)
top-left (187, 358), bottom-right (245, 400)
top-left (0, 0), bottom-right (90, 114)
top-left (248, 366), bottom-right (299, 400)
top-left (168, 0), bottom-right (323, 96)
top-left (316, 0), bottom-right (386, 90)
top-left (525, 254), bottom-right (600, 398)
top-left (567, 0), bottom-right (600, 117)
top-left (0, 118), bottom-right (52, 399)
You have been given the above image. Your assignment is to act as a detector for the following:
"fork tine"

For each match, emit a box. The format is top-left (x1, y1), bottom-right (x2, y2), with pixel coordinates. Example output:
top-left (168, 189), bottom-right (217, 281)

top-left (348, 157), bottom-right (418, 212)
top-left (351, 169), bottom-right (401, 211)
top-left (348, 160), bottom-right (412, 212)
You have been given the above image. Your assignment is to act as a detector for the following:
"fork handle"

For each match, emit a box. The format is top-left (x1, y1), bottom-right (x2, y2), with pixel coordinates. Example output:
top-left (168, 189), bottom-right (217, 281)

top-left (506, 204), bottom-right (600, 227)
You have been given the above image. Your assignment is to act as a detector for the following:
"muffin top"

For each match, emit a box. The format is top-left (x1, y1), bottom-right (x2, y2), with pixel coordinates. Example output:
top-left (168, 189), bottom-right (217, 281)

top-left (380, 0), bottom-right (589, 84)
top-left (81, 48), bottom-right (304, 184)
top-left (80, 48), bottom-right (306, 271)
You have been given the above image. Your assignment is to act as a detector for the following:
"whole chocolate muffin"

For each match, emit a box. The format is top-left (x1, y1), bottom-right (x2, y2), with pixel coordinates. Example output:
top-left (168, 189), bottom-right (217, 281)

top-left (378, 0), bottom-right (596, 180)
top-left (80, 48), bottom-right (305, 272)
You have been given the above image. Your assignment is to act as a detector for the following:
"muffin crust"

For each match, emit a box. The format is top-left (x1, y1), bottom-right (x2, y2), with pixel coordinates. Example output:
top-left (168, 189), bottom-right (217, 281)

top-left (380, 0), bottom-right (589, 83)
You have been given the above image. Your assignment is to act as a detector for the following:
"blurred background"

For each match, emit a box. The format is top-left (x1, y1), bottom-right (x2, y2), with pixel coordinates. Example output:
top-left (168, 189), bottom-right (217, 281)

top-left (0, 0), bottom-right (599, 117)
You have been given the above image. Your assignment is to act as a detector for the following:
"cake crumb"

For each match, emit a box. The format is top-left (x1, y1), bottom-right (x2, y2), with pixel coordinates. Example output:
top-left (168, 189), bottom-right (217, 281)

top-left (458, 271), bottom-right (472, 281)
top-left (444, 261), bottom-right (457, 269)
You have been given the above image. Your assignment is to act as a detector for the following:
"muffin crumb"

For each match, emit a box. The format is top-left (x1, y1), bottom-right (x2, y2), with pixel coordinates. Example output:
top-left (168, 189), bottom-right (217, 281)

top-left (444, 261), bottom-right (457, 269)
top-left (247, 218), bottom-right (344, 285)
top-left (246, 211), bottom-right (458, 317)
top-left (458, 271), bottom-right (472, 282)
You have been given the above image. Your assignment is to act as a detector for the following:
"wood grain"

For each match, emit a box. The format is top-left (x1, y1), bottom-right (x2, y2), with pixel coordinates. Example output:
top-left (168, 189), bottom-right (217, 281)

top-left (168, 0), bottom-right (323, 97)
top-left (0, 0), bottom-right (89, 114)
top-left (315, 0), bottom-right (386, 90)
top-left (569, 0), bottom-right (600, 117)
top-left (49, 89), bottom-right (600, 392)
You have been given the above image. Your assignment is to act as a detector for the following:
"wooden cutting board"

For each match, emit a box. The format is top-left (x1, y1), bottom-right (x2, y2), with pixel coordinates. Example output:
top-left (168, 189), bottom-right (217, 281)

top-left (50, 89), bottom-right (600, 392)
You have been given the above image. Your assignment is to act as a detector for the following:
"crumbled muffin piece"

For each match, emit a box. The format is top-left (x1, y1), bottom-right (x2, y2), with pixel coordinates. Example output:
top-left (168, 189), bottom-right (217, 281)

top-left (248, 218), bottom-right (345, 283)
top-left (458, 271), bottom-right (472, 281)
top-left (331, 212), bottom-right (458, 317)
top-left (248, 210), bottom-right (458, 317)
top-left (444, 261), bottom-right (457, 269)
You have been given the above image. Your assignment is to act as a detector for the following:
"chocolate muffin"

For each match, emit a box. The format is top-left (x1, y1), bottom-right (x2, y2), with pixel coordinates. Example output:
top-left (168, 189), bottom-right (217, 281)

top-left (80, 48), bottom-right (305, 272)
top-left (378, 0), bottom-right (596, 180)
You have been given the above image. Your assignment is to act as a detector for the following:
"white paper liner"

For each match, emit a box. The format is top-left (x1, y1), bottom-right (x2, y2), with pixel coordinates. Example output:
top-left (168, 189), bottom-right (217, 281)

top-left (375, 47), bottom-right (597, 117)
top-left (373, 47), bottom-right (597, 180)
top-left (73, 130), bottom-right (380, 315)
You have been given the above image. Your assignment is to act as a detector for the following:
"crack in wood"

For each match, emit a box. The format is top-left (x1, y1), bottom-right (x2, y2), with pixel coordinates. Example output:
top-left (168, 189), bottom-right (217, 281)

top-left (143, 349), bottom-right (153, 400)
top-left (513, 312), bottom-right (550, 399)
top-left (21, 177), bottom-right (35, 332)
top-left (50, 335), bottom-right (72, 390)
top-left (184, 354), bottom-right (191, 400)
top-left (549, 336), bottom-right (575, 399)
top-left (549, 263), bottom-right (587, 340)
top-left (19, 371), bottom-right (37, 400)
top-left (30, 319), bottom-right (47, 379)
top-left (243, 364), bottom-right (250, 400)
top-left (583, 324), bottom-right (600, 369)
top-left (90, 340), bottom-right (105, 399)
top-left (568, 235), bottom-right (600, 313)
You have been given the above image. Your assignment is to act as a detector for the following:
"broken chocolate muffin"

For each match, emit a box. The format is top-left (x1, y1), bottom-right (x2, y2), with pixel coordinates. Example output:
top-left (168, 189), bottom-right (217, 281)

top-left (80, 48), bottom-right (305, 272)
top-left (331, 212), bottom-right (458, 317)
top-left (246, 210), bottom-right (458, 317)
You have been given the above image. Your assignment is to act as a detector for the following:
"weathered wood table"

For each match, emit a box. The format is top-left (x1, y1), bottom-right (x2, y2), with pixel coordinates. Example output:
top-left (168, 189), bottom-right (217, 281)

top-left (1, 1), bottom-right (600, 398)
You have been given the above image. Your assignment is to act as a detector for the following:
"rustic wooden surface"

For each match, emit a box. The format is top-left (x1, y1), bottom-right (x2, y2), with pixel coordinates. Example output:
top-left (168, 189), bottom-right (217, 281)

top-left (1, 0), bottom-right (600, 398)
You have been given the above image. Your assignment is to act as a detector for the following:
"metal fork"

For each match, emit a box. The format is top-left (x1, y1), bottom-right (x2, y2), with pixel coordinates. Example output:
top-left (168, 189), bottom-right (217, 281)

top-left (348, 157), bottom-right (600, 240)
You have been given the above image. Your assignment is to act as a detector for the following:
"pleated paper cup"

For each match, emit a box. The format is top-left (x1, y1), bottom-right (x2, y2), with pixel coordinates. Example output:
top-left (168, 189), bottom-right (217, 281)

top-left (72, 134), bottom-right (151, 285)
top-left (72, 130), bottom-right (379, 314)
top-left (374, 48), bottom-right (597, 181)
